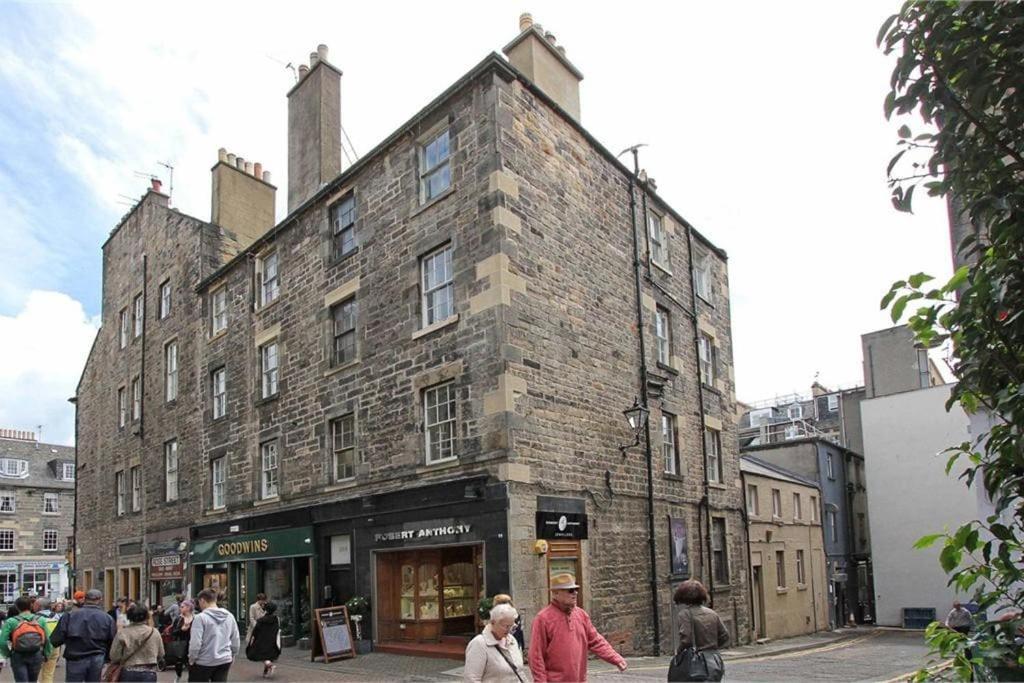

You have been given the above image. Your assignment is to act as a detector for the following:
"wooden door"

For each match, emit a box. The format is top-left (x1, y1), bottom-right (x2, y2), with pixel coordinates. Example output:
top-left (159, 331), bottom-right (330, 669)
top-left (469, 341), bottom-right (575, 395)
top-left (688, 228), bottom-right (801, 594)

top-left (376, 550), bottom-right (443, 643)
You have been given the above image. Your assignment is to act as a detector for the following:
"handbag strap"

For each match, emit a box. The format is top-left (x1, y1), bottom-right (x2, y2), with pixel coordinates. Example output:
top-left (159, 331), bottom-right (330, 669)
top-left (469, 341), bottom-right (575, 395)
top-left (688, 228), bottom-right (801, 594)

top-left (492, 642), bottom-right (525, 683)
top-left (121, 627), bottom-right (156, 664)
top-left (687, 607), bottom-right (702, 653)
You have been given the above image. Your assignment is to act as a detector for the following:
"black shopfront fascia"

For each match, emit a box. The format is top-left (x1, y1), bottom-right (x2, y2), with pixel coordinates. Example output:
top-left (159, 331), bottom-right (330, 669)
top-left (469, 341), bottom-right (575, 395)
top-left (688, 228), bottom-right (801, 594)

top-left (312, 476), bottom-right (510, 640)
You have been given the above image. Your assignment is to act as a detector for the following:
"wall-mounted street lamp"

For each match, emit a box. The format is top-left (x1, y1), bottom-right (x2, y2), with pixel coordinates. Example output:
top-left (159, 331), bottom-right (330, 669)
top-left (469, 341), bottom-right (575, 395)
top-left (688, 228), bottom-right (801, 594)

top-left (619, 396), bottom-right (650, 457)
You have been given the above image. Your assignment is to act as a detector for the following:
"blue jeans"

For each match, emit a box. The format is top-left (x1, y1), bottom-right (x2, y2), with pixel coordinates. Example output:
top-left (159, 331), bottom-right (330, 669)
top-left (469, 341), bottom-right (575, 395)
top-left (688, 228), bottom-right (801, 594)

top-left (10, 651), bottom-right (44, 682)
top-left (64, 654), bottom-right (106, 683)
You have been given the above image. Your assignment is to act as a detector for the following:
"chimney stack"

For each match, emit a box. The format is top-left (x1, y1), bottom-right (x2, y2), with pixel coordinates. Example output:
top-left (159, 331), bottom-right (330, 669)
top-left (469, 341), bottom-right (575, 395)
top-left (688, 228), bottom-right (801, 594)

top-left (151, 178), bottom-right (163, 193)
top-left (287, 43), bottom-right (342, 212)
top-left (211, 147), bottom-right (276, 252)
top-left (503, 15), bottom-right (583, 121)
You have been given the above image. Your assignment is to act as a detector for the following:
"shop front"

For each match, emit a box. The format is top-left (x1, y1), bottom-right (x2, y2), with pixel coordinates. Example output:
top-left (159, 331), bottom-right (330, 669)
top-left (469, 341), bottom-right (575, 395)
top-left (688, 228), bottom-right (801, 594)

top-left (313, 476), bottom-right (508, 655)
top-left (0, 561), bottom-right (67, 602)
top-left (148, 551), bottom-right (185, 609)
top-left (191, 527), bottom-right (315, 642)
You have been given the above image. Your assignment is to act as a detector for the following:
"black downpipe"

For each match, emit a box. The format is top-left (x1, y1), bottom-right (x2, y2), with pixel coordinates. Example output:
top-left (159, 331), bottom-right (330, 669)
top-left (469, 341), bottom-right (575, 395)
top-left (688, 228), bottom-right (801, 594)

top-left (640, 190), bottom-right (653, 277)
top-left (139, 254), bottom-right (148, 438)
top-left (625, 149), bottom-right (662, 656)
top-left (685, 226), bottom-right (715, 604)
top-left (739, 472), bottom-right (756, 636)
top-left (70, 396), bottom-right (78, 591)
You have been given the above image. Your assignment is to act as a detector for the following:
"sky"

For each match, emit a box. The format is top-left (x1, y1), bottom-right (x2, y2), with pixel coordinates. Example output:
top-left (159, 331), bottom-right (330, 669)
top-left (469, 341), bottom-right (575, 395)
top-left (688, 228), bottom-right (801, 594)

top-left (0, 1), bottom-right (954, 445)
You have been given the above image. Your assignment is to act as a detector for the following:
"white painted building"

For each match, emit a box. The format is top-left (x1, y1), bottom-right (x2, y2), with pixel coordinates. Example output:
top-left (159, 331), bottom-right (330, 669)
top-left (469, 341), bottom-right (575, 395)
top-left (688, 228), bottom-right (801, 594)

top-left (861, 382), bottom-right (975, 626)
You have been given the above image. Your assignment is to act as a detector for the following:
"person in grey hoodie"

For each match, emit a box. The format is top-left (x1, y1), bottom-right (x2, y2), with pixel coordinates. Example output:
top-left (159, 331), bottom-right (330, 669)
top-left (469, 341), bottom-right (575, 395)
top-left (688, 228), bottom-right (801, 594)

top-left (187, 589), bottom-right (239, 682)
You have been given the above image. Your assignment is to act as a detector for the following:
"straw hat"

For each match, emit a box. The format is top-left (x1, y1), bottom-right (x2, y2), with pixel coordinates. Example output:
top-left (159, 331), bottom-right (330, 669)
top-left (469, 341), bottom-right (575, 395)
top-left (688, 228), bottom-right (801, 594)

top-left (550, 573), bottom-right (579, 590)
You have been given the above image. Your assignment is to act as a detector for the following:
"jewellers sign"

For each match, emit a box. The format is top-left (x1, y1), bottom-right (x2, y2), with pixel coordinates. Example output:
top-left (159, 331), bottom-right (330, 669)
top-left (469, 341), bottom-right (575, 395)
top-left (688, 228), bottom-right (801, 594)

top-left (536, 511), bottom-right (588, 540)
top-left (374, 523), bottom-right (473, 543)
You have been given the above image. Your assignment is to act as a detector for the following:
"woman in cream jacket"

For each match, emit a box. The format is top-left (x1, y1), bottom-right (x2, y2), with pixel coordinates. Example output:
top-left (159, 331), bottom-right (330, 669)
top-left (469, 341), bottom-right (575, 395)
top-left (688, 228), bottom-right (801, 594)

top-left (464, 603), bottom-right (528, 683)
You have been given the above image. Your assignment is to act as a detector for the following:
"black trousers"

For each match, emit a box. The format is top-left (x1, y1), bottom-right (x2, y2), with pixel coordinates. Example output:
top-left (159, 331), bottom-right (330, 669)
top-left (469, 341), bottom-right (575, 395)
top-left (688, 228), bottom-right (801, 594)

top-left (188, 663), bottom-right (231, 682)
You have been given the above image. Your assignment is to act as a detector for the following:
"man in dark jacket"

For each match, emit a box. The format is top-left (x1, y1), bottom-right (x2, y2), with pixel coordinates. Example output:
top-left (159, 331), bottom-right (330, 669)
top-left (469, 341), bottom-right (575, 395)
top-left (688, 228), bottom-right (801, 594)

top-left (50, 589), bottom-right (116, 682)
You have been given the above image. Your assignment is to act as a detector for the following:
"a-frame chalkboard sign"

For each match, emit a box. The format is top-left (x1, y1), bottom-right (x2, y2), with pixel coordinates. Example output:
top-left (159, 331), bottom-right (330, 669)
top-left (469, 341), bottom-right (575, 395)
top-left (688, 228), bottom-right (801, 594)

top-left (311, 606), bottom-right (356, 663)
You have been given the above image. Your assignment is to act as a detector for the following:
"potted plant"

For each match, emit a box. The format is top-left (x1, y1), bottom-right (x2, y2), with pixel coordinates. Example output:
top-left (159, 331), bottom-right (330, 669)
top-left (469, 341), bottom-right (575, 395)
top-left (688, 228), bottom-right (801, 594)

top-left (345, 596), bottom-right (372, 654)
top-left (477, 597), bottom-right (494, 625)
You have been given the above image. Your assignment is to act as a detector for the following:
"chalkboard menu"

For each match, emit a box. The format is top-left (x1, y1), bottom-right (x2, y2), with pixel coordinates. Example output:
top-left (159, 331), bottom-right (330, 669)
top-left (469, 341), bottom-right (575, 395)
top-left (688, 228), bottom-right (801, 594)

top-left (311, 606), bottom-right (356, 663)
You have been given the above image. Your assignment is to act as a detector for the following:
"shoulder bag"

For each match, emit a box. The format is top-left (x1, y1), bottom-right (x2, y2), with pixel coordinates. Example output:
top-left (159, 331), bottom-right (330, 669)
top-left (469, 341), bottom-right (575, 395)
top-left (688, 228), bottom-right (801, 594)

top-left (102, 627), bottom-right (156, 683)
top-left (667, 608), bottom-right (725, 682)
top-left (493, 640), bottom-right (525, 683)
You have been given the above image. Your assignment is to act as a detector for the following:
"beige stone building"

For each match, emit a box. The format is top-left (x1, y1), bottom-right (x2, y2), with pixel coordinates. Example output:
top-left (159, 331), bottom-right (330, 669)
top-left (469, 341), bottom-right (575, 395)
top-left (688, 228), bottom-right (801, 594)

top-left (741, 455), bottom-right (828, 640)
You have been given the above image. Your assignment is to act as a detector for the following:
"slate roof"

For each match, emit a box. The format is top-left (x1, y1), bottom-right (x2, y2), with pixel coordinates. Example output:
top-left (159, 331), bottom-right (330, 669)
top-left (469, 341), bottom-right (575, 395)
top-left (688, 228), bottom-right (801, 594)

top-left (740, 454), bottom-right (820, 489)
top-left (0, 437), bottom-right (75, 490)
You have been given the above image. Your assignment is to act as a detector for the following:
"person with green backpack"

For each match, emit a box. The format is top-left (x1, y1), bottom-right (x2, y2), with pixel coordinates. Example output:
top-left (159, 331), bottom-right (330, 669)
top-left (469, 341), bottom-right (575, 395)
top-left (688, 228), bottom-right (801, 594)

top-left (0, 596), bottom-right (54, 682)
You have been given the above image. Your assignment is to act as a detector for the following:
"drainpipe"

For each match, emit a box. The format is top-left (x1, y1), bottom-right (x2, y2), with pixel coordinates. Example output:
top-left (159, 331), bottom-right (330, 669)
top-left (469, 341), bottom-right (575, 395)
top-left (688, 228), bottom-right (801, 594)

top-left (623, 146), bottom-right (661, 656)
top-left (739, 471), bottom-right (756, 641)
top-left (69, 395), bottom-right (78, 592)
top-left (685, 226), bottom-right (715, 603)
top-left (139, 254), bottom-right (148, 438)
top-left (640, 190), bottom-right (653, 277)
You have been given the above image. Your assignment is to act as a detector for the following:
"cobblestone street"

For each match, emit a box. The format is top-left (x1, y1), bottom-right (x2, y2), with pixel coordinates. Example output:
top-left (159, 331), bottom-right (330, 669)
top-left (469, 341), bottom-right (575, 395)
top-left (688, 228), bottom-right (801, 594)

top-left (0, 627), bottom-right (926, 682)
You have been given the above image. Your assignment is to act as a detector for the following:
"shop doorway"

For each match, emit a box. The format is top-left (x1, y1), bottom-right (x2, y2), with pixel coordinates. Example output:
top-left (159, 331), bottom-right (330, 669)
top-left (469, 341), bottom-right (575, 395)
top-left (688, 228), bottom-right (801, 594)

top-left (375, 545), bottom-right (482, 645)
top-left (752, 566), bottom-right (766, 639)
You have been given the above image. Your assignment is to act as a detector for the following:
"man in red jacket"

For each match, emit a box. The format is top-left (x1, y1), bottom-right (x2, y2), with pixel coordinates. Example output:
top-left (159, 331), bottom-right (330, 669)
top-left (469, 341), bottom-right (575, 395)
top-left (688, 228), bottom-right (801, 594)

top-left (528, 573), bottom-right (628, 682)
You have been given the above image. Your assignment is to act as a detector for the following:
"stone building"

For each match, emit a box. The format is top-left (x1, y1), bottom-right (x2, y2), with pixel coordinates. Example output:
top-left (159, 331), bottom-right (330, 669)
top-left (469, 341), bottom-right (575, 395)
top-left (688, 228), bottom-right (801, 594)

top-left (0, 429), bottom-right (75, 602)
top-left (75, 16), bottom-right (749, 654)
top-left (741, 455), bottom-right (828, 640)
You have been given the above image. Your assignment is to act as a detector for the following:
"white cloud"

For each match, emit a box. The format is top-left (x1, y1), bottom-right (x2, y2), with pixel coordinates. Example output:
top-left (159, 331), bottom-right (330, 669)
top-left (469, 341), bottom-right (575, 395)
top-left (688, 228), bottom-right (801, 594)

top-left (0, 291), bottom-right (99, 445)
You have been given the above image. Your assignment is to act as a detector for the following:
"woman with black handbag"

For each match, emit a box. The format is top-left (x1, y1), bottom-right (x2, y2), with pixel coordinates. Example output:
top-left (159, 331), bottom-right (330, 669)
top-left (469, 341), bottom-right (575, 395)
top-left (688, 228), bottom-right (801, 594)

top-left (167, 600), bottom-right (194, 683)
top-left (668, 580), bottom-right (729, 682)
top-left (246, 601), bottom-right (282, 678)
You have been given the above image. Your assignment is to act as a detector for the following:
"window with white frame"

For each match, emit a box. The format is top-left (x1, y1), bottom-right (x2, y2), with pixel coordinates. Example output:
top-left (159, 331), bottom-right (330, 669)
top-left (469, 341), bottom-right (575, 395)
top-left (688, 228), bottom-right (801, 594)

top-left (165, 341), bottom-right (178, 402)
top-left (771, 488), bottom-right (782, 517)
top-left (793, 492), bottom-right (802, 520)
top-left (212, 367), bottom-right (227, 419)
top-left (211, 286), bottom-right (227, 335)
top-left (331, 298), bottom-right (358, 366)
top-left (784, 424), bottom-right (799, 440)
top-left (648, 212), bottom-right (668, 267)
top-left (257, 251), bottom-right (280, 308)
top-left (330, 194), bottom-right (357, 260)
top-left (826, 452), bottom-right (835, 479)
top-left (827, 509), bottom-right (837, 542)
top-left (131, 377), bottom-right (141, 421)
top-left (165, 440), bottom-right (178, 502)
top-left (116, 471), bottom-right (125, 516)
top-left (0, 530), bottom-right (14, 552)
top-left (662, 412), bottom-right (679, 475)
top-left (917, 349), bottom-right (931, 388)
top-left (705, 428), bottom-right (723, 483)
top-left (159, 280), bottom-right (171, 319)
top-left (130, 466), bottom-right (141, 512)
top-left (746, 484), bottom-right (759, 516)
top-left (655, 307), bottom-right (671, 366)
top-left (796, 549), bottom-right (806, 584)
top-left (63, 463), bottom-right (75, 481)
top-left (0, 459), bottom-right (27, 479)
top-left (0, 491), bottom-right (14, 513)
top-left (424, 381), bottom-right (456, 464)
top-left (119, 309), bottom-right (129, 349)
top-left (260, 441), bottom-right (279, 499)
top-left (787, 403), bottom-right (803, 419)
top-left (827, 394), bottom-right (839, 412)
top-left (810, 495), bottom-right (818, 522)
top-left (421, 245), bottom-right (454, 326)
top-left (698, 333), bottom-right (716, 386)
top-left (133, 294), bottom-right (144, 337)
top-left (420, 128), bottom-right (451, 202)
top-left (211, 457), bottom-right (226, 509)
top-left (118, 387), bottom-right (127, 428)
top-left (331, 415), bottom-right (356, 481)
top-left (693, 251), bottom-right (713, 301)
top-left (43, 493), bottom-right (58, 514)
top-left (43, 529), bottom-right (58, 552)
top-left (775, 550), bottom-right (786, 588)
top-left (260, 341), bottom-right (279, 398)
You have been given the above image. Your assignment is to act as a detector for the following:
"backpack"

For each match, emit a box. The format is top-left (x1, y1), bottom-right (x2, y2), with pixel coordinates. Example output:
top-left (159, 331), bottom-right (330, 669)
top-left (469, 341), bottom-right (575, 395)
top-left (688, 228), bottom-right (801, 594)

top-left (10, 616), bottom-right (46, 653)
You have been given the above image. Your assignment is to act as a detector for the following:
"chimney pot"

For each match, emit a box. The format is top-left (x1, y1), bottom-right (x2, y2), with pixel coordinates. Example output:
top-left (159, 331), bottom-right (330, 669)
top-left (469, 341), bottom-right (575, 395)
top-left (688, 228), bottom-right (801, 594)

top-left (226, 152), bottom-right (237, 166)
top-left (244, 160), bottom-right (254, 175)
top-left (545, 30), bottom-right (556, 44)
top-left (317, 44), bottom-right (329, 63)
top-left (298, 64), bottom-right (309, 78)
top-left (254, 162), bottom-right (263, 179)
top-left (151, 178), bottom-right (162, 192)
top-left (262, 170), bottom-right (272, 184)
top-left (236, 156), bottom-right (245, 170)
top-left (310, 51), bottom-right (319, 68)
top-left (519, 13), bottom-right (533, 31)
top-left (557, 45), bottom-right (566, 56)
top-left (218, 148), bottom-right (228, 163)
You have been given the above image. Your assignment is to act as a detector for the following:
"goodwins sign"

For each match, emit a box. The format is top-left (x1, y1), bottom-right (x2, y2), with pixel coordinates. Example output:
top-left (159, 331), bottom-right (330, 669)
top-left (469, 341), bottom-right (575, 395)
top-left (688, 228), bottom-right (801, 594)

top-left (191, 527), bottom-right (314, 563)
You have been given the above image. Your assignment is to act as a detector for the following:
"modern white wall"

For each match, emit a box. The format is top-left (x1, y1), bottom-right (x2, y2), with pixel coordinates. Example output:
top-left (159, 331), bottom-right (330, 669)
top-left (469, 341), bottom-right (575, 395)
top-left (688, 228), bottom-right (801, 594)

top-left (861, 384), bottom-right (975, 627)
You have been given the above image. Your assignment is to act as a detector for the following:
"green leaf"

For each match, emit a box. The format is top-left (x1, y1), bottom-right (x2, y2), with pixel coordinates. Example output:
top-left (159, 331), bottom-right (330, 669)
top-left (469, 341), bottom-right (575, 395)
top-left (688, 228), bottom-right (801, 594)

top-left (943, 266), bottom-right (969, 293)
top-left (940, 545), bottom-right (962, 573)
top-left (887, 148), bottom-right (908, 176)
top-left (914, 533), bottom-right (945, 549)
top-left (892, 295), bottom-right (909, 322)
top-left (877, 13), bottom-right (899, 47)
top-left (898, 124), bottom-right (912, 139)
top-left (908, 272), bottom-right (934, 288)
